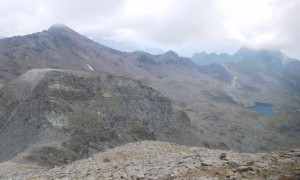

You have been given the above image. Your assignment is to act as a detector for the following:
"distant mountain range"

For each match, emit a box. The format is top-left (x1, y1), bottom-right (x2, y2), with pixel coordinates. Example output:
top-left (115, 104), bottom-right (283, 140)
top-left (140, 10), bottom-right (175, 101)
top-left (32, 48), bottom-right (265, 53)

top-left (192, 52), bottom-right (233, 65)
top-left (0, 24), bottom-right (299, 168)
top-left (192, 47), bottom-right (298, 66)
top-left (93, 37), bottom-right (166, 55)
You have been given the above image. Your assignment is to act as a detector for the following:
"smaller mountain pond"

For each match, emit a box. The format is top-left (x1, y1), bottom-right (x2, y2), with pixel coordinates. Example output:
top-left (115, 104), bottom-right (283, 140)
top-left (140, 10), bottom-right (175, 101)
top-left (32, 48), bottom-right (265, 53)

top-left (249, 102), bottom-right (277, 117)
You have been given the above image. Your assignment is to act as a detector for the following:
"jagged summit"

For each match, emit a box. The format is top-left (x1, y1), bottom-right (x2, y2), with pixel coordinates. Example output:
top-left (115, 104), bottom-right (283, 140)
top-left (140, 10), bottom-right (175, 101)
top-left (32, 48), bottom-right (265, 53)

top-left (192, 51), bottom-right (232, 65)
top-left (193, 51), bottom-right (230, 58)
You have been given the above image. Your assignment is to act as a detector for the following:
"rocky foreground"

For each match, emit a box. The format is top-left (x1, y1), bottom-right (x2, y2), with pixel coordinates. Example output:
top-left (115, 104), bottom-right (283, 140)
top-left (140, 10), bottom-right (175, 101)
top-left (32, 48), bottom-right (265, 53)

top-left (1, 141), bottom-right (300, 180)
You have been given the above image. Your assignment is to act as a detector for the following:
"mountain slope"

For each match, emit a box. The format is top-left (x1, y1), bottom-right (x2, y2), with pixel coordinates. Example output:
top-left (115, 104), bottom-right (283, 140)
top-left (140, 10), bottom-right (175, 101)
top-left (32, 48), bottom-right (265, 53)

top-left (0, 24), bottom-right (198, 84)
top-left (0, 25), bottom-right (299, 154)
top-left (0, 69), bottom-right (191, 166)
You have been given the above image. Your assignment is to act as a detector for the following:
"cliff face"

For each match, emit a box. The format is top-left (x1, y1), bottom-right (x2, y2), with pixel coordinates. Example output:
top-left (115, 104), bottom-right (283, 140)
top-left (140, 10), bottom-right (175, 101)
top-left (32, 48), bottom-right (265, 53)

top-left (0, 69), bottom-right (191, 166)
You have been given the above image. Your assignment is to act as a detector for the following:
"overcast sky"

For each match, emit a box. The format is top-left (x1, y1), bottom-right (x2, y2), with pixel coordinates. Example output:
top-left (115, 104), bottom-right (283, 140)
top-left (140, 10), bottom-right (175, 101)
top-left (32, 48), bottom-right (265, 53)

top-left (0, 0), bottom-right (299, 58)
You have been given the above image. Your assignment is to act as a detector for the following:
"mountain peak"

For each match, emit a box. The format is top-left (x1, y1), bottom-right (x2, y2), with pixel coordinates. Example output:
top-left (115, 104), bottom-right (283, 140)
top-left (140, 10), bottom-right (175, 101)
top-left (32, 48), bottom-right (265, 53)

top-left (48, 23), bottom-right (71, 31)
top-left (233, 47), bottom-right (286, 71)
top-left (200, 51), bottom-right (208, 55)
top-left (164, 50), bottom-right (179, 57)
top-left (234, 46), bottom-right (285, 61)
top-left (192, 51), bottom-right (208, 58)
top-left (48, 24), bottom-right (79, 37)
top-left (235, 47), bottom-right (282, 56)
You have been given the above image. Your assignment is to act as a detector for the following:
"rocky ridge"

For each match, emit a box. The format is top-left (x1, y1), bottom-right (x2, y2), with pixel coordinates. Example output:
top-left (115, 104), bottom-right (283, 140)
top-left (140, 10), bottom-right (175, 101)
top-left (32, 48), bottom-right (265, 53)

top-left (2, 141), bottom-right (300, 179)
top-left (0, 69), bottom-right (191, 166)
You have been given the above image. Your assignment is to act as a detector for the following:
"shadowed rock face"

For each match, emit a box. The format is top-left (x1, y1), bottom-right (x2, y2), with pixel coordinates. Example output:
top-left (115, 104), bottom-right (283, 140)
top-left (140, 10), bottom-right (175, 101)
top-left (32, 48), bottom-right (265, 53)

top-left (0, 69), bottom-right (191, 166)
top-left (198, 63), bottom-right (233, 83)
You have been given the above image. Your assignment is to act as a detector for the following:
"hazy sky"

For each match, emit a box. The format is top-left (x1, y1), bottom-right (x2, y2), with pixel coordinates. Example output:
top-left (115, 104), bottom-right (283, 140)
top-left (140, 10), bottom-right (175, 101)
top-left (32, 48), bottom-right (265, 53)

top-left (0, 0), bottom-right (299, 58)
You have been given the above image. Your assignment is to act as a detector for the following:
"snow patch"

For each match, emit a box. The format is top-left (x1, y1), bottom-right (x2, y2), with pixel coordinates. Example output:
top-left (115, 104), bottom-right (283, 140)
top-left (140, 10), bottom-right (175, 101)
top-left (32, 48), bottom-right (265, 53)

top-left (87, 64), bottom-right (93, 71)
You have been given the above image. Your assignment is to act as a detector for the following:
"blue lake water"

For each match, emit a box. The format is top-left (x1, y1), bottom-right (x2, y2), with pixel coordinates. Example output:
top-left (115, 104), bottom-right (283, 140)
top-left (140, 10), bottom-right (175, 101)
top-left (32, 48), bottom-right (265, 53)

top-left (250, 102), bottom-right (277, 117)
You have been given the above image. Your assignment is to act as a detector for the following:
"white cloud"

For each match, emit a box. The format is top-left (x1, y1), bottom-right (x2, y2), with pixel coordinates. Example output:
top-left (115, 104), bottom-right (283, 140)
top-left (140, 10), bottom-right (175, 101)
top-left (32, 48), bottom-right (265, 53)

top-left (0, 0), bottom-right (299, 58)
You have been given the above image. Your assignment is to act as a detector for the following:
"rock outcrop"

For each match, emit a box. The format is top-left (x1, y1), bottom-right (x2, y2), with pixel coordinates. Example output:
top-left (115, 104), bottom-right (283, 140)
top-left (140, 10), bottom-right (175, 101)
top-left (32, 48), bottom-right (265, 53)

top-left (0, 69), bottom-right (191, 166)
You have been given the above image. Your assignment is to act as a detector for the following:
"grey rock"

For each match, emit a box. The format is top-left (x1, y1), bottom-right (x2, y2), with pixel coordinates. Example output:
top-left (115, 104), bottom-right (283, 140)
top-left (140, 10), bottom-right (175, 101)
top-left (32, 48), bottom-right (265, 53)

top-left (201, 160), bottom-right (212, 166)
top-left (220, 152), bottom-right (229, 161)
top-left (236, 166), bottom-right (253, 173)
top-left (254, 162), bottom-right (269, 170)
top-left (1, 141), bottom-right (299, 179)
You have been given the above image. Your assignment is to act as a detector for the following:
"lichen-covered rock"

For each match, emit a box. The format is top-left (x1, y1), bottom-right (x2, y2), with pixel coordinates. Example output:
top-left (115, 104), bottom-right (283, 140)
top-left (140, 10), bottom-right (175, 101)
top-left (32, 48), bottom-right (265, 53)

top-left (0, 69), bottom-right (191, 166)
